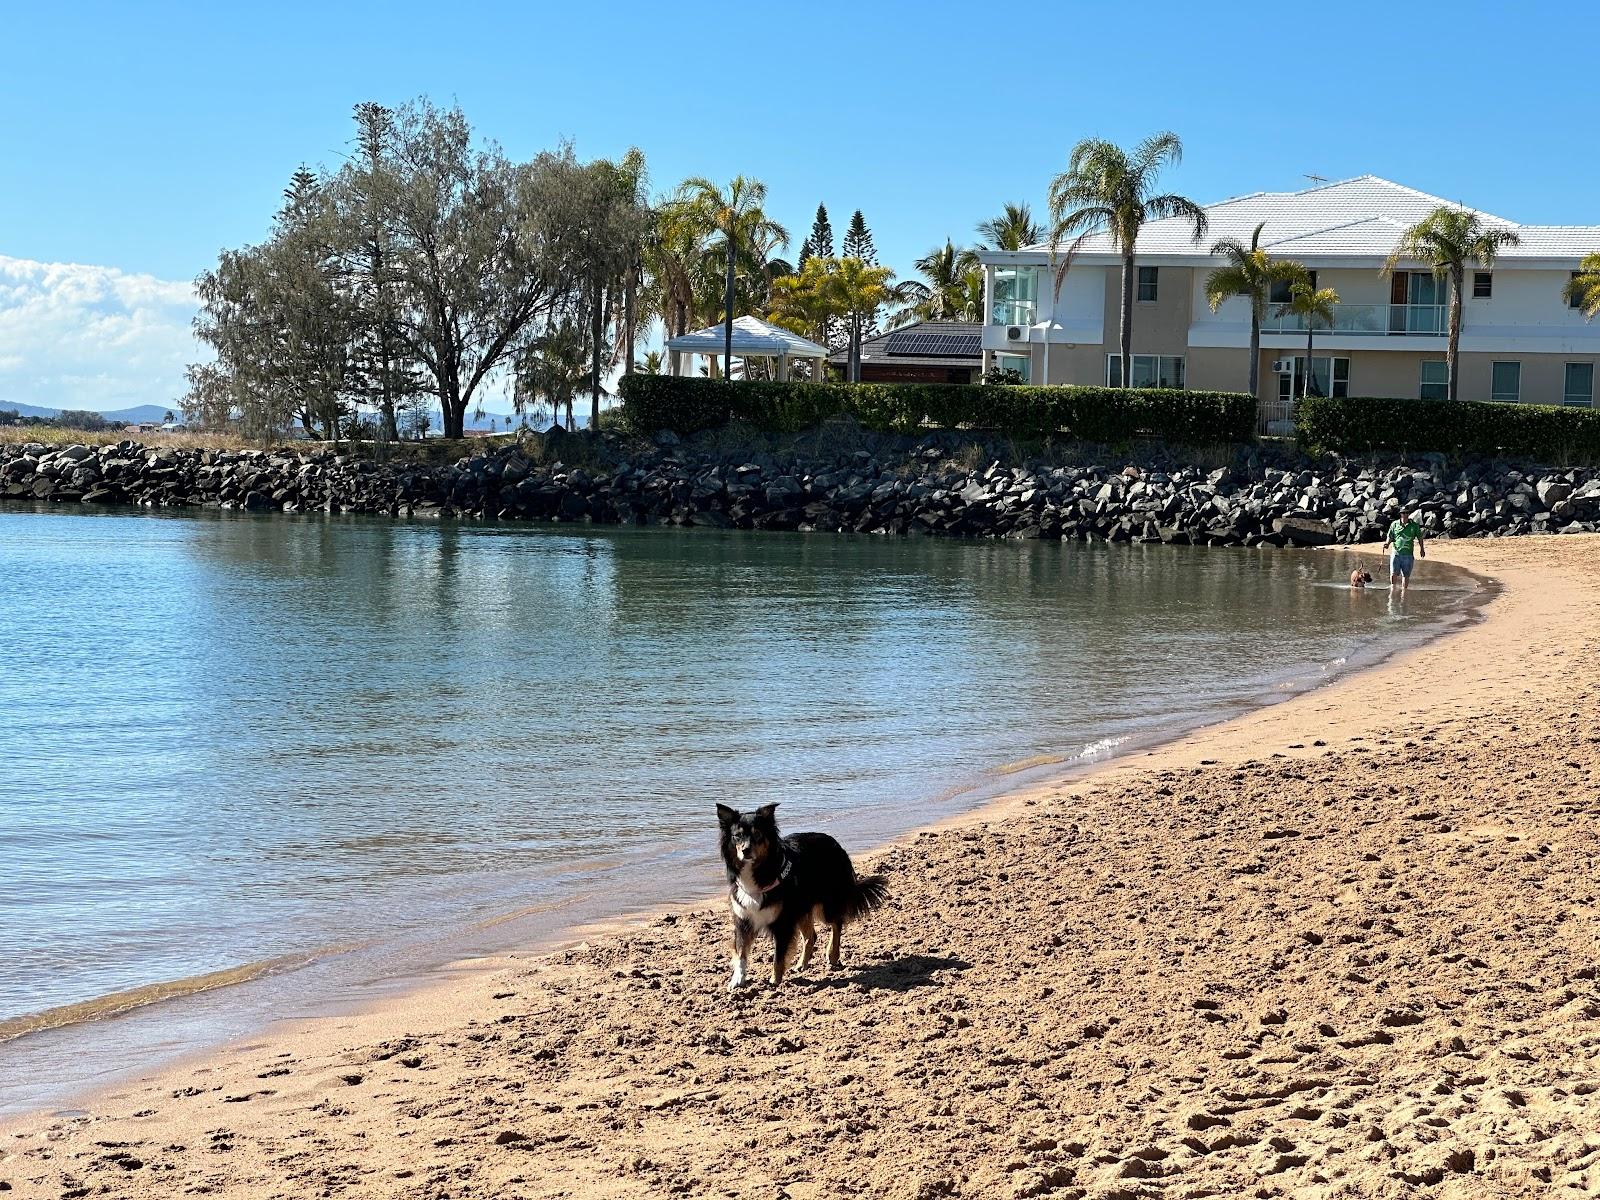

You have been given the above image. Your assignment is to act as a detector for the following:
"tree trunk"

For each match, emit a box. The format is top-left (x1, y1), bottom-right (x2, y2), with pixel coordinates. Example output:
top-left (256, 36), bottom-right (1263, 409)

top-left (1447, 265), bottom-right (1463, 402)
top-left (723, 227), bottom-right (736, 380)
top-left (1304, 322), bottom-right (1315, 400)
top-left (1248, 303), bottom-right (1261, 400)
top-left (672, 300), bottom-right (687, 376)
top-left (851, 314), bottom-right (862, 382)
top-left (1120, 251), bottom-right (1135, 387)
top-left (590, 276), bottom-right (604, 431)
top-left (623, 271), bottom-right (636, 378)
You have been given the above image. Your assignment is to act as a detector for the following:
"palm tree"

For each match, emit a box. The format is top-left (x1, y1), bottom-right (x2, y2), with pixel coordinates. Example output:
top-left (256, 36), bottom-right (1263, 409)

top-left (1383, 206), bottom-right (1521, 402)
top-left (891, 240), bottom-right (981, 326)
top-left (826, 257), bottom-right (896, 382)
top-left (769, 257), bottom-right (840, 352)
top-left (675, 176), bottom-right (789, 379)
top-left (1562, 253), bottom-right (1600, 318)
top-left (1047, 132), bottom-right (1207, 387)
top-left (1276, 277), bottom-right (1340, 399)
top-left (1204, 222), bottom-right (1305, 398)
top-left (977, 203), bottom-right (1042, 251)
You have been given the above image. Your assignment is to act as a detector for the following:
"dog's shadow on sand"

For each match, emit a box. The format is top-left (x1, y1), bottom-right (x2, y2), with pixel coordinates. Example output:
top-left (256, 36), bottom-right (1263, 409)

top-left (804, 954), bottom-right (971, 993)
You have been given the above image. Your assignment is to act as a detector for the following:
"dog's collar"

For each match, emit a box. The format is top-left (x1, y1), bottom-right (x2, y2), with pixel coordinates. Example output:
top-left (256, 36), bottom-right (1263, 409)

top-left (756, 853), bottom-right (792, 894)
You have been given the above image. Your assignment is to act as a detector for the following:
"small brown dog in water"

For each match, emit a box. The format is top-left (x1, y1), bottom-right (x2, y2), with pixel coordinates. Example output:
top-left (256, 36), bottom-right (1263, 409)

top-left (1350, 569), bottom-right (1374, 589)
top-left (716, 803), bottom-right (888, 990)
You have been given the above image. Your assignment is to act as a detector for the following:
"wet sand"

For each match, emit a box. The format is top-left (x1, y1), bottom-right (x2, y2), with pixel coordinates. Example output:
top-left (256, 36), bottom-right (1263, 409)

top-left (3, 535), bottom-right (1597, 1199)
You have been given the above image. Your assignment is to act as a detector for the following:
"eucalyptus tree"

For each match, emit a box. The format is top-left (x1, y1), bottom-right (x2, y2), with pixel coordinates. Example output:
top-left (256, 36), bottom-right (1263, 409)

top-left (377, 100), bottom-right (578, 439)
top-left (1203, 222), bottom-right (1305, 397)
top-left (190, 167), bottom-right (358, 442)
top-left (673, 176), bottom-right (789, 377)
top-left (1047, 132), bottom-right (1207, 387)
top-left (977, 203), bottom-right (1042, 251)
top-left (1564, 253), bottom-right (1600, 318)
top-left (1276, 276), bottom-right (1341, 399)
top-left (1383, 207), bottom-right (1521, 401)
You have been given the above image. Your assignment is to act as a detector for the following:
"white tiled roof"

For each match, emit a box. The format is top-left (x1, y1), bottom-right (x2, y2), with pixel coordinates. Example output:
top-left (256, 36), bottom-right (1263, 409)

top-left (1012, 174), bottom-right (1600, 263)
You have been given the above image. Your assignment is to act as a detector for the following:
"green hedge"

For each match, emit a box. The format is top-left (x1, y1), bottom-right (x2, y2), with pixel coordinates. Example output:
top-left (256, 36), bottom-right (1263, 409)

top-left (1297, 393), bottom-right (1600, 461)
top-left (617, 376), bottom-right (1256, 444)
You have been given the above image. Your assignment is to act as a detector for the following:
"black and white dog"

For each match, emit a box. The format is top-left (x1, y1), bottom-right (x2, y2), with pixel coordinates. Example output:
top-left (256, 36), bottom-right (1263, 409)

top-left (716, 803), bottom-right (888, 990)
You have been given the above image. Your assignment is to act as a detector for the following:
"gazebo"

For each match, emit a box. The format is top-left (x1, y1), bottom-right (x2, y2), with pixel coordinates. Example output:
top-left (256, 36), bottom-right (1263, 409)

top-left (665, 315), bottom-right (829, 381)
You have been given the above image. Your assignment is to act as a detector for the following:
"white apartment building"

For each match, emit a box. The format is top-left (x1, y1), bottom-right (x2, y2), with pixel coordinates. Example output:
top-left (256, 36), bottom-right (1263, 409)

top-left (977, 176), bottom-right (1600, 421)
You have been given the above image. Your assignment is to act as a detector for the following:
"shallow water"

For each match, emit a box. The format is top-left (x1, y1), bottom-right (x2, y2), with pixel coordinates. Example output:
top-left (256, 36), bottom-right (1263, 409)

top-left (0, 507), bottom-right (1477, 1110)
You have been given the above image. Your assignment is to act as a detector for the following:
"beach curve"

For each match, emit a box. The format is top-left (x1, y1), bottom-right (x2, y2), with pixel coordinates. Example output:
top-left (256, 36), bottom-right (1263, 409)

top-left (2, 535), bottom-right (1596, 1199)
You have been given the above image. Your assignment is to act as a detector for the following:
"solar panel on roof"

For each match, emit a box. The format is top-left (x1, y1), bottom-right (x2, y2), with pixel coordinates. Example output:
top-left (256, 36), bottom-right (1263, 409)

top-left (884, 332), bottom-right (981, 358)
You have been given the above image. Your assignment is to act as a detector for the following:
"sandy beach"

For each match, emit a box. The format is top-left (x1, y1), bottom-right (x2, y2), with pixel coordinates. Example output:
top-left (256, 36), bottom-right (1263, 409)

top-left (3, 535), bottom-right (1597, 1200)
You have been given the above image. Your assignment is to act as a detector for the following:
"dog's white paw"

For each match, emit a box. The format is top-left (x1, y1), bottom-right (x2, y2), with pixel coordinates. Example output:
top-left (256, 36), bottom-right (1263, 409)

top-left (728, 958), bottom-right (747, 991)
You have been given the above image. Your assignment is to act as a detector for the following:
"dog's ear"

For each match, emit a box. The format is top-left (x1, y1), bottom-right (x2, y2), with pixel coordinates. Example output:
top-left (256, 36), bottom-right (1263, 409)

top-left (715, 803), bottom-right (740, 827)
top-left (754, 802), bottom-right (778, 825)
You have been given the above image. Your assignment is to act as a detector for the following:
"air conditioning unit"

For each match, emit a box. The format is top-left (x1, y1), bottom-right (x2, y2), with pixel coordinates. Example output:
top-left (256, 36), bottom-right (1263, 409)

top-left (1006, 325), bottom-right (1025, 341)
top-left (1271, 358), bottom-right (1296, 374)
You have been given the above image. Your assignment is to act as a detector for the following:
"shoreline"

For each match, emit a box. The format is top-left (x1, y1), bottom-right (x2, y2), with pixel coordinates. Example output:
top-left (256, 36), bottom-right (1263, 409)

top-left (5, 537), bottom-right (1595, 1198)
top-left (0, 551), bottom-right (1486, 1122)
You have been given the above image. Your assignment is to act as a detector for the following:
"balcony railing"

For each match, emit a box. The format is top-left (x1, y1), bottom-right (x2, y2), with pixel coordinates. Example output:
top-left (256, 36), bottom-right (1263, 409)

top-left (991, 300), bottom-right (1037, 328)
top-left (1261, 303), bottom-right (1447, 336)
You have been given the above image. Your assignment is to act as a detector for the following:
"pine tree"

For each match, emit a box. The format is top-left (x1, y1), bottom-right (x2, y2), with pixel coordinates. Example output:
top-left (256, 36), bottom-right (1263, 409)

top-left (803, 203), bottom-right (833, 262)
top-left (843, 210), bottom-right (875, 264)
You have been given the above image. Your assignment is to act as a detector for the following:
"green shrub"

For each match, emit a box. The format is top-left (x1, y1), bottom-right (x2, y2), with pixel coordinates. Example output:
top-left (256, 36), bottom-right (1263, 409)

top-left (1296, 394), bottom-right (1600, 462)
top-left (617, 376), bottom-right (1256, 444)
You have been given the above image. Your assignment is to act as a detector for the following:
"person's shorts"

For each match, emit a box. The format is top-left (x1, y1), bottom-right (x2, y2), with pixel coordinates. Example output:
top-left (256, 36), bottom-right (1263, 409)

top-left (1391, 553), bottom-right (1415, 578)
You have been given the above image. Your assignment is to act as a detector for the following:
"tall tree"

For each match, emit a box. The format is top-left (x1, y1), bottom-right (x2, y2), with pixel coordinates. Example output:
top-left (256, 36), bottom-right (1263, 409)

top-left (768, 256), bottom-right (842, 362)
top-left (513, 316), bottom-right (592, 430)
top-left (673, 176), bottom-right (789, 378)
top-left (1203, 222), bottom-right (1304, 398)
top-left (1564, 253), bottom-right (1600, 318)
top-left (1383, 207), bottom-right (1521, 402)
top-left (377, 100), bottom-right (575, 438)
top-left (826, 257), bottom-right (896, 382)
top-left (341, 101), bottom-right (423, 441)
top-left (1047, 132), bottom-right (1207, 387)
top-left (1276, 276), bottom-right (1341, 399)
top-left (976, 203), bottom-right (1042, 251)
top-left (842, 210), bottom-right (876, 263)
top-left (800, 203), bottom-right (834, 265)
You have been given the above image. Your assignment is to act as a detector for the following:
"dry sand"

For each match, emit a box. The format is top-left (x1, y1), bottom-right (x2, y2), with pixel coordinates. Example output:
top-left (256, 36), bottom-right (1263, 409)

top-left (3, 536), bottom-right (1598, 1200)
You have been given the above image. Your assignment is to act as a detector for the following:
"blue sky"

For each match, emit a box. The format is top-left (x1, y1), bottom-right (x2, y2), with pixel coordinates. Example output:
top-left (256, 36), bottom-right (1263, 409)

top-left (3, 0), bottom-right (1598, 411)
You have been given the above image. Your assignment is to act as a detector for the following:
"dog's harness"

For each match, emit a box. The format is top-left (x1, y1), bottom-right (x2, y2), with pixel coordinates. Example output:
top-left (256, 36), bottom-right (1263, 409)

top-left (734, 852), bottom-right (791, 911)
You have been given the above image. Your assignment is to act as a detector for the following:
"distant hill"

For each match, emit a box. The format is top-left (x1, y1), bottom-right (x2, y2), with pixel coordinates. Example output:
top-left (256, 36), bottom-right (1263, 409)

top-left (1, 401), bottom-right (177, 424)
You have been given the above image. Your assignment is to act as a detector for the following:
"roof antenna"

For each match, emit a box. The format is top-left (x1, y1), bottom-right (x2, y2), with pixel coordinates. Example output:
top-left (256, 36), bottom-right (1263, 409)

top-left (1304, 173), bottom-right (1328, 186)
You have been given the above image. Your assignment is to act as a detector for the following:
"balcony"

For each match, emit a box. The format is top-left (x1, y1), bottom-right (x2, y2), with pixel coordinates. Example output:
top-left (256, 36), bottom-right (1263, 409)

top-left (990, 300), bottom-right (1037, 328)
top-left (1262, 303), bottom-right (1447, 336)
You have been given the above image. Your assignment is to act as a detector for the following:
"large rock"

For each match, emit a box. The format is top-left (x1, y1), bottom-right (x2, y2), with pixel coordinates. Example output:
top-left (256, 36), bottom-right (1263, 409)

top-left (1273, 516), bottom-right (1337, 546)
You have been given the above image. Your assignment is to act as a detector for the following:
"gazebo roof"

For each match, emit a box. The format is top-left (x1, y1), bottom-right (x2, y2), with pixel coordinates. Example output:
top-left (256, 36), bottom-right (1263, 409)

top-left (665, 315), bottom-right (827, 358)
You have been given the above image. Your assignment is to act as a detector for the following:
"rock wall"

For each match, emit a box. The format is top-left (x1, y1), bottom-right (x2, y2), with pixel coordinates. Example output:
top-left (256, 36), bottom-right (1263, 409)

top-left (4, 430), bottom-right (1599, 547)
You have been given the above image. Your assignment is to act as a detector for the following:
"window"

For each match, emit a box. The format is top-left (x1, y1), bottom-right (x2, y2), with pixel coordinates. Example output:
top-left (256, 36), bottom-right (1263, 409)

top-left (1277, 357), bottom-right (1350, 402)
top-left (1106, 355), bottom-right (1185, 388)
top-left (1572, 271), bottom-right (1588, 310)
top-left (1420, 361), bottom-right (1449, 401)
top-left (1136, 266), bottom-right (1159, 302)
top-left (1564, 362), bottom-right (1594, 407)
top-left (1473, 272), bottom-right (1493, 299)
top-left (991, 266), bottom-right (1038, 326)
top-left (1269, 270), bottom-right (1316, 305)
top-left (1491, 361), bottom-right (1521, 402)
top-left (996, 353), bottom-right (1032, 383)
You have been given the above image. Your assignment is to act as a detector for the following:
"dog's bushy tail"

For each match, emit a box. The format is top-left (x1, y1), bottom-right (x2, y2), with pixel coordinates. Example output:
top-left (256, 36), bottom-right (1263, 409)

top-left (843, 873), bottom-right (889, 923)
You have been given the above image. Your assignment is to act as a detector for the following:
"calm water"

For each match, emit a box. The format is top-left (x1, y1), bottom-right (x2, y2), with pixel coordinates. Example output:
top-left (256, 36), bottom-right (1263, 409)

top-left (0, 507), bottom-right (1478, 1108)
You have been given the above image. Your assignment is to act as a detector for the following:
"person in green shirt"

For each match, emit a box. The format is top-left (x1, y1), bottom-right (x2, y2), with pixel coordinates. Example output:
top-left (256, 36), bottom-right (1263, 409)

top-left (1384, 510), bottom-right (1426, 592)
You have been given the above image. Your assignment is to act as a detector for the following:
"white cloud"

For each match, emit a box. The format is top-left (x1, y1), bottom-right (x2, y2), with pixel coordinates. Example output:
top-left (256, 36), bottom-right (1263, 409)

top-left (0, 255), bottom-right (202, 415)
